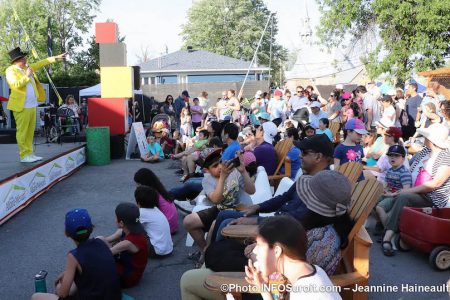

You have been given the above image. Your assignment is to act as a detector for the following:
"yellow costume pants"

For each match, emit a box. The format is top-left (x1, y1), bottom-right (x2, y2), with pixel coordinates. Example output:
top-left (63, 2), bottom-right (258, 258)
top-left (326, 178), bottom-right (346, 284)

top-left (13, 107), bottom-right (36, 159)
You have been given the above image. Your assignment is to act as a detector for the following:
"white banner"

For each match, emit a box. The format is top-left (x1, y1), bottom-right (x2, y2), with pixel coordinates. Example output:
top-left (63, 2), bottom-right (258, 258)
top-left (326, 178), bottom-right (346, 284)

top-left (0, 147), bottom-right (86, 223)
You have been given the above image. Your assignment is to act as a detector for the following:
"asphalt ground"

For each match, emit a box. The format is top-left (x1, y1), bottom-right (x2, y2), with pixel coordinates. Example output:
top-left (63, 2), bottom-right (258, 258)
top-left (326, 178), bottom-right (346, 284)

top-left (0, 158), bottom-right (448, 299)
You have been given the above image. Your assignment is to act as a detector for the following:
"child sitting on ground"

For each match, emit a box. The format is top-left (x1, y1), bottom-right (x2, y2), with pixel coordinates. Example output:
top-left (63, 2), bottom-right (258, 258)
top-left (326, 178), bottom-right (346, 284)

top-left (141, 135), bottom-right (164, 163)
top-left (376, 145), bottom-right (412, 256)
top-left (134, 168), bottom-right (179, 234)
top-left (316, 118), bottom-right (333, 142)
top-left (32, 209), bottom-right (121, 300)
top-left (101, 203), bottom-right (149, 288)
top-left (135, 186), bottom-right (173, 258)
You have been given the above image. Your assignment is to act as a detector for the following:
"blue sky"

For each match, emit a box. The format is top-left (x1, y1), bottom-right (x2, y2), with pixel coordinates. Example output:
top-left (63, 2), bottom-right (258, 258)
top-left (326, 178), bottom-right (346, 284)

top-left (91, 0), bottom-right (321, 65)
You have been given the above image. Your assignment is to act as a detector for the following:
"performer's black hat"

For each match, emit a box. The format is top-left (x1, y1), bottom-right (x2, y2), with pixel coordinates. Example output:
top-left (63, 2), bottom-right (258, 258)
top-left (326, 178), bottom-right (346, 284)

top-left (8, 47), bottom-right (28, 63)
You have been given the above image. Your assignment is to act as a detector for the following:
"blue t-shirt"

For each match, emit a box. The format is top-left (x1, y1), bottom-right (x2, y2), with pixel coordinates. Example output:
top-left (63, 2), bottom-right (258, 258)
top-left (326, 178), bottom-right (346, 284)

top-left (316, 128), bottom-right (333, 142)
top-left (148, 142), bottom-right (164, 159)
top-left (406, 95), bottom-right (422, 122)
top-left (334, 144), bottom-right (365, 181)
top-left (222, 140), bottom-right (241, 161)
top-left (281, 146), bottom-right (301, 179)
top-left (386, 165), bottom-right (412, 193)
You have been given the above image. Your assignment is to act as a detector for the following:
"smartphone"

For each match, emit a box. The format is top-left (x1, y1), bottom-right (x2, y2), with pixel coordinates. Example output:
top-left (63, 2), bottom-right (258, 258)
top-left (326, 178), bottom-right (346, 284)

top-left (230, 156), bottom-right (241, 168)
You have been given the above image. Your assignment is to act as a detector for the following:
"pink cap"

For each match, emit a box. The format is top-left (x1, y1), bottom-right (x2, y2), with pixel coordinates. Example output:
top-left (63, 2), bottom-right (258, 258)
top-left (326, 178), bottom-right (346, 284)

top-left (242, 151), bottom-right (256, 166)
top-left (274, 89), bottom-right (283, 97)
top-left (342, 91), bottom-right (352, 100)
top-left (344, 118), bottom-right (368, 134)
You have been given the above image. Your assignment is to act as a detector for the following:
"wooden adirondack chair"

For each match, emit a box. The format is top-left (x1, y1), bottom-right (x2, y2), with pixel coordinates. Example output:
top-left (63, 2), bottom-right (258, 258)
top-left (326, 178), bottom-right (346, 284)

top-left (336, 162), bottom-right (364, 184)
top-left (268, 138), bottom-right (293, 188)
top-left (207, 178), bottom-right (383, 300)
top-left (329, 121), bottom-right (341, 144)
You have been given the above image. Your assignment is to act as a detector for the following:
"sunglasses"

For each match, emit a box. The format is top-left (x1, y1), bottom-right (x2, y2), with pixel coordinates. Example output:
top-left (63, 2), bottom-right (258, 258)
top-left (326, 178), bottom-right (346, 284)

top-left (300, 150), bottom-right (317, 157)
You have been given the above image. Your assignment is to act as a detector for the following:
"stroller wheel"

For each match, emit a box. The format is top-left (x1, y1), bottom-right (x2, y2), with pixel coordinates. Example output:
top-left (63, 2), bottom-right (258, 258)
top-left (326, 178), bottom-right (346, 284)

top-left (429, 246), bottom-right (450, 271)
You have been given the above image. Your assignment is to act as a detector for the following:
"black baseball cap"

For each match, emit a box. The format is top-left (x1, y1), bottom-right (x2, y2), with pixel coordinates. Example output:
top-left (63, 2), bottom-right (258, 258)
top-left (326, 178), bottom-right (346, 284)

top-left (294, 134), bottom-right (334, 157)
top-left (387, 145), bottom-right (406, 157)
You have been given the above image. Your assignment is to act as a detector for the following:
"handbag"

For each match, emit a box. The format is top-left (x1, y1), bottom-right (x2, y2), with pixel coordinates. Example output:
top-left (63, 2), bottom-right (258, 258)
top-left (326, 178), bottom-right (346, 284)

top-left (414, 167), bottom-right (433, 186)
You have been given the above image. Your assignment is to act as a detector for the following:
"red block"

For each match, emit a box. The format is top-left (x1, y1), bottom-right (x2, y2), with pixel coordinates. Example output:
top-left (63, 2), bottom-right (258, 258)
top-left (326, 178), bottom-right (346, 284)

top-left (88, 98), bottom-right (128, 135)
top-left (95, 22), bottom-right (118, 43)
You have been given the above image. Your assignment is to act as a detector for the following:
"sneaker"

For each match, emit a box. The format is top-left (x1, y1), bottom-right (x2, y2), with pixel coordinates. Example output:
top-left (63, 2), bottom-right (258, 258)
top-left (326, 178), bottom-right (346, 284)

top-left (31, 154), bottom-right (43, 161)
top-left (174, 200), bottom-right (195, 214)
top-left (20, 155), bottom-right (39, 163)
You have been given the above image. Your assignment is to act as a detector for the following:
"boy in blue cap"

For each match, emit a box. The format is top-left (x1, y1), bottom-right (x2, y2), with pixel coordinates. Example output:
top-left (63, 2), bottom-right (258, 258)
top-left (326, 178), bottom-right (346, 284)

top-left (376, 145), bottom-right (412, 256)
top-left (32, 208), bottom-right (121, 300)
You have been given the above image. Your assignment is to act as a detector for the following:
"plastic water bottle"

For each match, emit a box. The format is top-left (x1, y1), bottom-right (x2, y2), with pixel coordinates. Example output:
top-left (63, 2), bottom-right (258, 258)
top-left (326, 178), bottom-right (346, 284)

top-left (34, 270), bottom-right (48, 293)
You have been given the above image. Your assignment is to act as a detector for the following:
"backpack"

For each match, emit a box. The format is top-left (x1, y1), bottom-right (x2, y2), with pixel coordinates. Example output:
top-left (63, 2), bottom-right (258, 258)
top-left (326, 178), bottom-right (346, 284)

top-left (400, 104), bottom-right (414, 127)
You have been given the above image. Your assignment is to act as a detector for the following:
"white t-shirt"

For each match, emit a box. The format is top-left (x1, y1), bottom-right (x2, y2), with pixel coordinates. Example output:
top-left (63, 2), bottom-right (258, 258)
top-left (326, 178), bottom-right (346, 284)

top-left (139, 207), bottom-right (173, 255)
top-left (289, 265), bottom-right (342, 300)
top-left (16, 66), bottom-right (38, 108)
top-left (363, 93), bottom-right (380, 126)
top-left (380, 105), bottom-right (397, 127)
top-left (216, 99), bottom-right (229, 120)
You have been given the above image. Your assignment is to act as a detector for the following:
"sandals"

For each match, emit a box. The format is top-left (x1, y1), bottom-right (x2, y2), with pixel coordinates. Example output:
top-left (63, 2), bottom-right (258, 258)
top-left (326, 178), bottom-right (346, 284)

top-left (188, 250), bottom-right (201, 260)
top-left (194, 252), bottom-right (205, 269)
top-left (382, 241), bottom-right (395, 256)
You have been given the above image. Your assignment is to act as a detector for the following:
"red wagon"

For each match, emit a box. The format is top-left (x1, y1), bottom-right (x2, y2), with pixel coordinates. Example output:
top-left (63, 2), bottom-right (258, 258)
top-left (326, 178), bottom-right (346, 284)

top-left (398, 207), bottom-right (450, 271)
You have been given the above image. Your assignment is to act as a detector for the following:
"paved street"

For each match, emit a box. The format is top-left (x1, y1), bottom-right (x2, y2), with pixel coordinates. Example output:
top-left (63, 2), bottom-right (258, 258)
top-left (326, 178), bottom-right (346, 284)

top-left (0, 159), bottom-right (448, 299)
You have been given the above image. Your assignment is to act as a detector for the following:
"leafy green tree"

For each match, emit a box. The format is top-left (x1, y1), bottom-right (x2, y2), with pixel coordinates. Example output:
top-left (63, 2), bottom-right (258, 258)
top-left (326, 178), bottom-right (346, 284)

top-left (316, 0), bottom-right (450, 82)
top-left (45, 0), bottom-right (101, 54)
top-left (181, 0), bottom-right (287, 86)
top-left (0, 0), bottom-right (101, 87)
top-left (0, 0), bottom-right (48, 69)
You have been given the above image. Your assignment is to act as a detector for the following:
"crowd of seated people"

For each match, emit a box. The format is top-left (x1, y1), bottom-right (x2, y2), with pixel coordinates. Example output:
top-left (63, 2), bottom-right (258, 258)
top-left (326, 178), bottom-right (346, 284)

top-left (32, 86), bottom-right (450, 300)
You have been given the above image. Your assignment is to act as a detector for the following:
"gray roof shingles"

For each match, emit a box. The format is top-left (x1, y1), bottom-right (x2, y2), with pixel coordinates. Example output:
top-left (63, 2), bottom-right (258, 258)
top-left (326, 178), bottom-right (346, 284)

top-left (140, 50), bottom-right (269, 72)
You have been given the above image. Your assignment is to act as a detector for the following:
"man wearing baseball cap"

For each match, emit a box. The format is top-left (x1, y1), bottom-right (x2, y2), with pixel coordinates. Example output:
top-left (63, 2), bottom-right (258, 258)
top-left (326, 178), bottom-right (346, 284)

top-left (308, 101), bottom-right (328, 129)
top-left (211, 134), bottom-right (335, 239)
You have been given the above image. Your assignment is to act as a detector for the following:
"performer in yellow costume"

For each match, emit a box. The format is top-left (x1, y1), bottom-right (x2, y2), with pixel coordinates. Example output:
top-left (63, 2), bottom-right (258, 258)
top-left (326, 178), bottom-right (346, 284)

top-left (6, 47), bottom-right (66, 163)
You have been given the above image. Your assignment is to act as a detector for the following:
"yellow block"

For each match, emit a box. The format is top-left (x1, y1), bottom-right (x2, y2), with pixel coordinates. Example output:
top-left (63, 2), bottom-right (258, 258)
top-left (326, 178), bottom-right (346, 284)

top-left (100, 67), bottom-right (133, 98)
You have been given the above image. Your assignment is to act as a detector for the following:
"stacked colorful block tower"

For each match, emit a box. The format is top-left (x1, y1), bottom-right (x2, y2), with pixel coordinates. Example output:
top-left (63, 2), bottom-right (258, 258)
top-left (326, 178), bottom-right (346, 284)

top-left (88, 22), bottom-right (133, 137)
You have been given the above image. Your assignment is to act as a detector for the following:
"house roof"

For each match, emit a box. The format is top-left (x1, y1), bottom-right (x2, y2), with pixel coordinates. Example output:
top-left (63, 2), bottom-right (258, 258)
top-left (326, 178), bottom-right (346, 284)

top-left (140, 50), bottom-right (270, 73)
